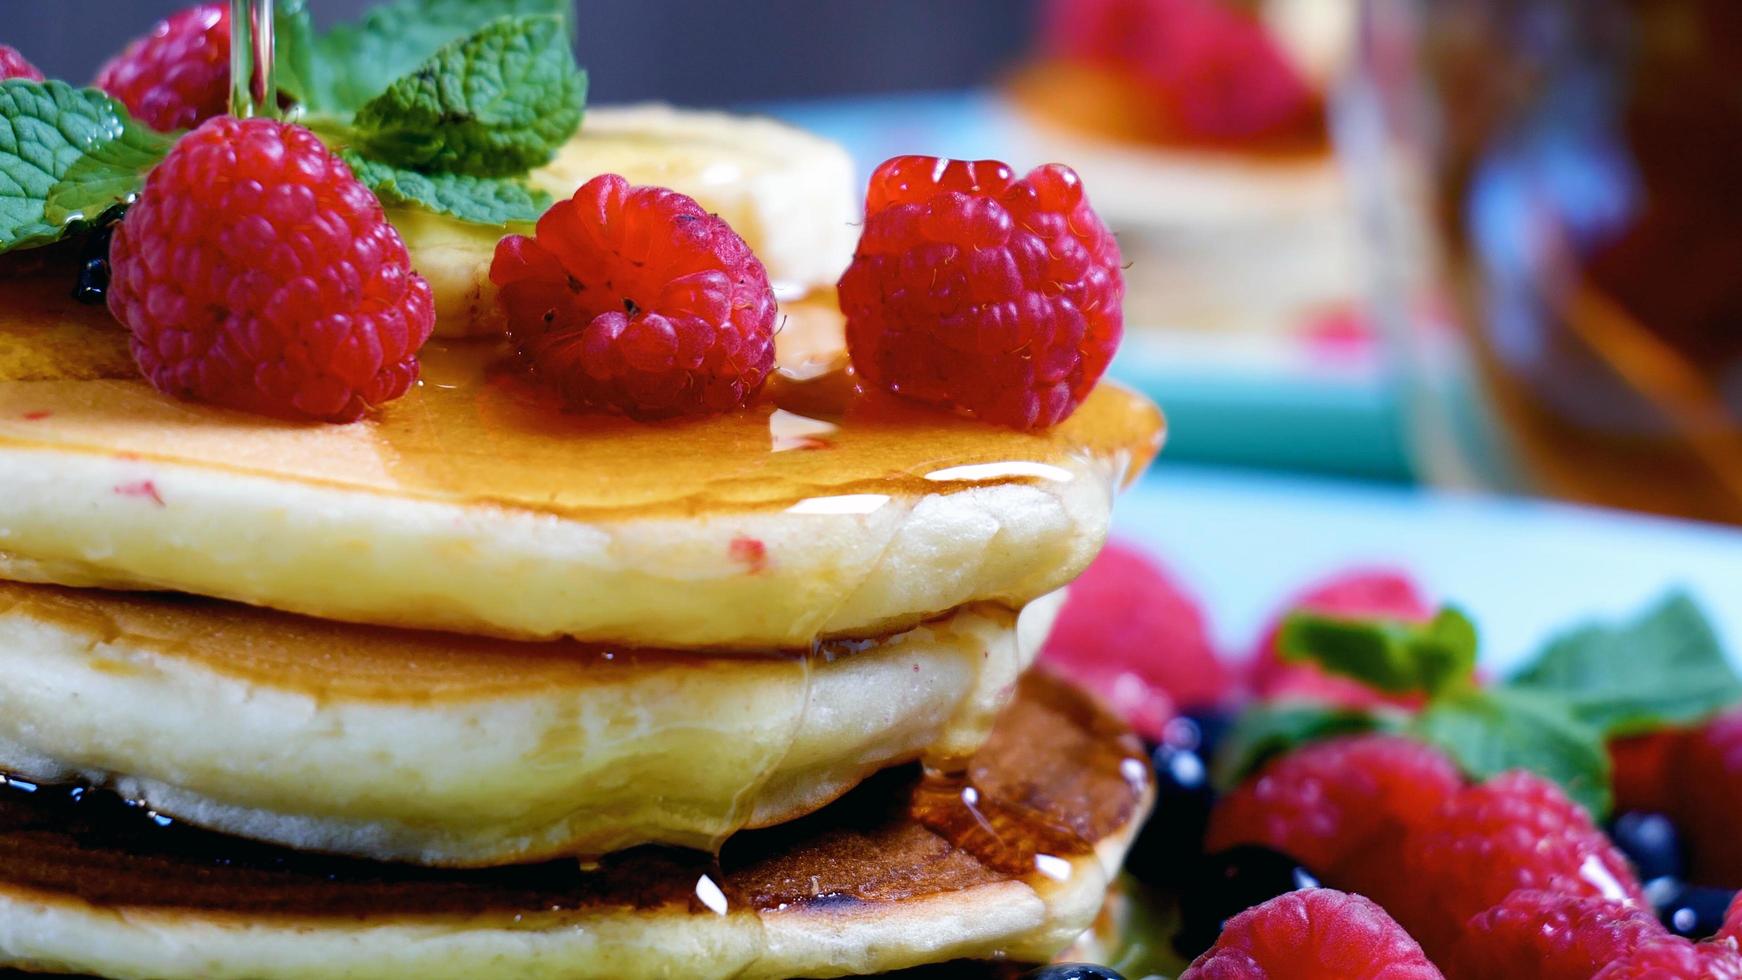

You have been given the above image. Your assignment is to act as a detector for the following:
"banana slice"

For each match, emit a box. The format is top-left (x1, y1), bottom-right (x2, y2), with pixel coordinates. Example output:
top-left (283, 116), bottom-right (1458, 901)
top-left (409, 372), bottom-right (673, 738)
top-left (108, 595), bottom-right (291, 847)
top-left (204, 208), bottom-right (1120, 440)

top-left (401, 104), bottom-right (861, 338)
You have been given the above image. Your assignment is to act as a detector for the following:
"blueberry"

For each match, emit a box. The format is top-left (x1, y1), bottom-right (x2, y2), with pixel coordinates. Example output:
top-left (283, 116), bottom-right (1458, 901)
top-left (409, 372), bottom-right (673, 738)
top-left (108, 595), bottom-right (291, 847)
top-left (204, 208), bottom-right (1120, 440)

top-left (1123, 738), bottom-right (1215, 886)
top-left (1174, 845), bottom-right (1322, 960)
top-left (1609, 811), bottom-right (1686, 883)
top-left (1646, 880), bottom-right (1736, 940)
top-left (1017, 966), bottom-right (1126, 980)
top-left (1179, 707), bottom-right (1235, 758)
top-left (71, 218), bottom-right (119, 306)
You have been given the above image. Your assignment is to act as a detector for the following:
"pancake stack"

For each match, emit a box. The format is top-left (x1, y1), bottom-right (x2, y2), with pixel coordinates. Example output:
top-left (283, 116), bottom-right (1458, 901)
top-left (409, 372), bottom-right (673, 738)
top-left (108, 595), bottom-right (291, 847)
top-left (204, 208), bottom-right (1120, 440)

top-left (0, 111), bottom-right (1163, 978)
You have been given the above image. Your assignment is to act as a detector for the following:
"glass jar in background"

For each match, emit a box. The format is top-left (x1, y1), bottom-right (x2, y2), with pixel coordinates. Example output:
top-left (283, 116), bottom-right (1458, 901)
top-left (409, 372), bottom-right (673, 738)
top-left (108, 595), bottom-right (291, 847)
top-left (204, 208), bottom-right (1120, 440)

top-left (1347, 0), bottom-right (1742, 524)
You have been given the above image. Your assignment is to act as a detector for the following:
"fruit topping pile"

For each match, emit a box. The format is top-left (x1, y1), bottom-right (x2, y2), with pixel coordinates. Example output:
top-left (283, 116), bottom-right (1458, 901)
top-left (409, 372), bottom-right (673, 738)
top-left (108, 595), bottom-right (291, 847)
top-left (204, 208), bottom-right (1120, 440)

top-left (0, 5), bottom-right (1127, 431)
top-left (1040, 542), bottom-right (1742, 977)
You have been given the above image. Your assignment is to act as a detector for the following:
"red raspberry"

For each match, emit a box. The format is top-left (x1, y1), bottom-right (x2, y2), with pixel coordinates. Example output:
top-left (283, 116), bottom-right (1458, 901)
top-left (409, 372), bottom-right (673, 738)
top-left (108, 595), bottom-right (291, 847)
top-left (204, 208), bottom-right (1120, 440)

top-left (490, 174), bottom-right (777, 419)
top-left (1179, 889), bottom-right (1443, 980)
top-left (0, 45), bottom-right (43, 81)
top-left (838, 155), bottom-right (1123, 430)
top-left (95, 4), bottom-right (229, 132)
top-left (108, 116), bottom-right (433, 422)
top-left (1447, 890), bottom-right (1666, 980)
top-left (1038, 540), bottom-right (1229, 738)
top-left (1722, 892), bottom-right (1742, 945)
top-left (1250, 569), bottom-right (1434, 709)
top-left (1205, 735), bottom-right (1462, 876)
top-left (1609, 731), bottom-right (1682, 816)
top-left (1672, 709), bottom-right (1742, 885)
top-left (1592, 937), bottom-right (1742, 979)
top-left (1350, 772), bottom-right (1646, 965)
top-left (1042, 0), bottom-right (1320, 143)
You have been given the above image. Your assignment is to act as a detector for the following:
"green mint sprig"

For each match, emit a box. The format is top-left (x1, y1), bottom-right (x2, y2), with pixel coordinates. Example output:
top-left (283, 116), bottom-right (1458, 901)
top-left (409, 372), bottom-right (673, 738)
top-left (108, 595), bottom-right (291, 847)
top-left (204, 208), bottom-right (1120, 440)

top-left (284, 0), bottom-right (582, 225)
top-left (1215, 591), bottom-right (1740, 819)
top-left (0, 80), bottom-right (171, 252)
top-left (0, 0), bottom-right (581, 254)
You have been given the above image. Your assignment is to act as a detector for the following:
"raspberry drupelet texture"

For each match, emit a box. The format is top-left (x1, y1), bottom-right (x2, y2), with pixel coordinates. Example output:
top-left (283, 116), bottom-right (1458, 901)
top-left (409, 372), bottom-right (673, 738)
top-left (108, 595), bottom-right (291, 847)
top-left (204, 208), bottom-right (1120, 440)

top-left (1039, 540), bottom-right (1229, 739)
top-left (1179, 889), bottom-right (1444, 980)
top-left (1591, 937), bottom-right (1742, 979)
top-left (1348, 771), bottom-right (1646, 965)
top-left (95, 3), bottom-right (229, 132)
top-left (1672, 708), bottom-right (1742, 885)
top-left (490, 174), bottom-right (778, 419)
top-left (1446, 890), bottom-right (1667, 980)
top-left (1205, 735), bottom-right (1463, 878)
top-left (0, 45), bottom-right (43, 81)
top-left (838, 155), bottom-right (1123, 430)
top-left (108, 116), bottom-right (434, 423)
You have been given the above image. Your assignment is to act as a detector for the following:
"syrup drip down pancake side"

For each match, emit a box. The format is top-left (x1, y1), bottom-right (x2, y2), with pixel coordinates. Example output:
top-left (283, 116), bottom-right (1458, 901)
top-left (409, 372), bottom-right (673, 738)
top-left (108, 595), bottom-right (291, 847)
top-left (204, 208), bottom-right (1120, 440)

top-left (0, 580), bottom-right (1059, 867)
top-left (0, 279), bottom-right (1163, 649)
top-left (0, 672), bottom-right (1153, 980)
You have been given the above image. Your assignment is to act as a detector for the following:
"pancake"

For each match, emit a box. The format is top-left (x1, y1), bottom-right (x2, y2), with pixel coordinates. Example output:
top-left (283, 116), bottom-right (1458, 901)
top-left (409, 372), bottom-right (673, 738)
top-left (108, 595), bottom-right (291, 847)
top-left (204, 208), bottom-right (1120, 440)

top-left (0, 672), bottom-right (1152, 980)
top-left (403, 104), bottom-right (861, 338)
top-left (0, 580), bottom-right (1059, 867)
top-left (0, 280), bottom-right (1163, 649)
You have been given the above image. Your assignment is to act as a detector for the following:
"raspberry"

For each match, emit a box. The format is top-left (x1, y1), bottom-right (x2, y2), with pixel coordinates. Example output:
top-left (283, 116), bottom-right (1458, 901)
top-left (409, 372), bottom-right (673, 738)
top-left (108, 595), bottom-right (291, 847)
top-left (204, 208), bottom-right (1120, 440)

top-left (1446, 890), bottom-right (1666, 980)
top-left (1722, 892), bottom-right (1742, 945)
top-left (1672, 710), bottom-right (1742, 885)
top-left (1609, 731), bottom-right (1683, 816)
top-left (0, 45), bottom-right (43, 81)
top-left (838, 156), bottom-right (1123, 430)
top-left (1350, 772), bottom-right (1646, 965)
top-left (1250, 569), bottom-right (1433, 709)
top-left (1179, 889), bottom-right (1443, 980)
top-left (108, 117), bottom-right (433, 422)
top-left (95, 4), bottom-right (229, 132)
top-left (1042, 0), bottom-right (1320, 144)
top-left (490, 174), bottom-right (777, 419)
top-left (1205, 735), bottom-right (1462, 877)
top-left (1592, 937), bottom-right (1742, 979)
top-left (1038, 541), bottom-right (1229, 738)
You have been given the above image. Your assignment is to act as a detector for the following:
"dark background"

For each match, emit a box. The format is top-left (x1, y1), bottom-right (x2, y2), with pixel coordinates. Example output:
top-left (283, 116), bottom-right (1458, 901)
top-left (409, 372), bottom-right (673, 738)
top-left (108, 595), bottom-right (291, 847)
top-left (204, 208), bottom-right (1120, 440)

top-left (17, 0), bottom-right (1043, 105)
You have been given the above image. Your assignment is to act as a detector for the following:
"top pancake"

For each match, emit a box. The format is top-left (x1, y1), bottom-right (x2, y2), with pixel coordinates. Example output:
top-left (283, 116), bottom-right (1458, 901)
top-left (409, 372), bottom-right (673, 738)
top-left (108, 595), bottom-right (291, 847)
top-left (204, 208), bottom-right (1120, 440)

top-left (0, 278), bottom-right (1162, 648)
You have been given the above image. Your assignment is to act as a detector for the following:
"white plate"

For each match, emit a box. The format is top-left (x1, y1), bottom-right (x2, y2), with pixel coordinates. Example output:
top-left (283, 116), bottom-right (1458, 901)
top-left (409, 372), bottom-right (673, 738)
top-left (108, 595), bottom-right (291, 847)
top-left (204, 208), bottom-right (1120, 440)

top-left (1114, 463), bottom-right (1742, 675)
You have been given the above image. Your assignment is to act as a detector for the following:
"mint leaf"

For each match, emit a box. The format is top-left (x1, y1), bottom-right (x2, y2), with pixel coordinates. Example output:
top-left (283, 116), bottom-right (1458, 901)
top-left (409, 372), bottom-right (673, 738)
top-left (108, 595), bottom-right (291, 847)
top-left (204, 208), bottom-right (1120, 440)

top-left (1412, 686), bottom-right (1612, 817)
top-left (1211, 702), bottom-right (1400, 789)
top-left (343, 151), bottom-right (548, 226)
top-left (274, 0), bottom-right (318, 106)
top-left (0, 80), bottom-right (169, 252)
top-left (1280, 606), bottom-right (1479, 697)
top-left (351, 15), bottom-right (585, 178)
top-left (308, 0), bottom-right (571, 113)
top-left (1510, 592), bottom-right (1742, 736)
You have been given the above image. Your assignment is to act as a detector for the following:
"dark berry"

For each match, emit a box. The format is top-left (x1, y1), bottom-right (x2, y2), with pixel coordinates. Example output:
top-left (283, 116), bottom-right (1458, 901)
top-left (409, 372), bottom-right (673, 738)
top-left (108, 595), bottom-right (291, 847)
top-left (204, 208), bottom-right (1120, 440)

top-left (1018, 965), bottom-right (1126, 980)
top-left (1649, 881), bottom-right (1736, 940)
top-left (1609, 811), bottom-right (1686, 884)
top-left (1125, 738), bottom-right (1215, 886)
top-left (1173, 845), bottom-right (1322, 959)
top-left (72, 222), bottom-right (118, 305)
top-left (1179, 707), bottom-right (1234, 758)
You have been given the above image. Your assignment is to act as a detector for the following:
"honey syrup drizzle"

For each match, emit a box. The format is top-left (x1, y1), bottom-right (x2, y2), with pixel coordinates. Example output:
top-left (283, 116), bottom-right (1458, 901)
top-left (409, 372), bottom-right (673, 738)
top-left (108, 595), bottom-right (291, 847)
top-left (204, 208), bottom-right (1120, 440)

top-left (0, 280), bottom-right (1163, 523)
